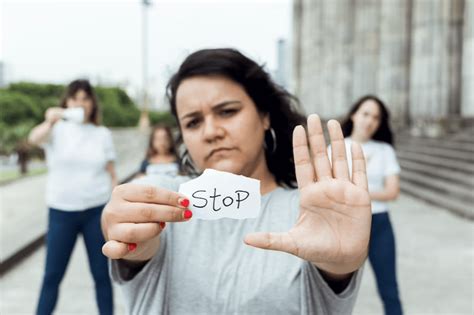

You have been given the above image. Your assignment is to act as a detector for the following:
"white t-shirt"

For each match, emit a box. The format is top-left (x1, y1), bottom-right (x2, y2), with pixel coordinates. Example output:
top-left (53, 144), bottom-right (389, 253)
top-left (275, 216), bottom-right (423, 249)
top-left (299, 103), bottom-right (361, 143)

top-left (146, 163), bottom-right (179, 176)
top-left (328, 138), bottom-right (400, 214)
top-left (42, 120), bottom-right (116, 211)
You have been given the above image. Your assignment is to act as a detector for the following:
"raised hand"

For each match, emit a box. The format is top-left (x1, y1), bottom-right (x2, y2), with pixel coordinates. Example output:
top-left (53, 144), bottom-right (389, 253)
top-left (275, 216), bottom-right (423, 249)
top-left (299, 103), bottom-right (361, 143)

top-left (45, 107), bottom-right (64, 125)
top-left (245, 114), bottom-right (371, 276)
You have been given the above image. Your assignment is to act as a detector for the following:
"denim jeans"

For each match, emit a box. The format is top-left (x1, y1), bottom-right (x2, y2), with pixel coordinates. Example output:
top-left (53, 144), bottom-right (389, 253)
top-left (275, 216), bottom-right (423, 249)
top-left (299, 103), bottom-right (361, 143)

top-left (36, 204), bottom-right (113, 315)
top-left (369, 212), bottom-right (403, 315)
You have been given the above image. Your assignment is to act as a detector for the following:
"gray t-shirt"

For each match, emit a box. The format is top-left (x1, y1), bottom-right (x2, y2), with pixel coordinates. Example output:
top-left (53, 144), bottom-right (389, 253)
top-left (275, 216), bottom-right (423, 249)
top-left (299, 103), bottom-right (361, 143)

top-left (110, 175), bottom-right (363, 314)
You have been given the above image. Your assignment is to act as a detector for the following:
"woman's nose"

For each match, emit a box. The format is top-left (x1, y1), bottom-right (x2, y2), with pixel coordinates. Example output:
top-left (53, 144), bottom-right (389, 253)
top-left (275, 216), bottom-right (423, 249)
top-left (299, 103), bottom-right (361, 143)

top-left (202, 118), bottom-right (225, 142)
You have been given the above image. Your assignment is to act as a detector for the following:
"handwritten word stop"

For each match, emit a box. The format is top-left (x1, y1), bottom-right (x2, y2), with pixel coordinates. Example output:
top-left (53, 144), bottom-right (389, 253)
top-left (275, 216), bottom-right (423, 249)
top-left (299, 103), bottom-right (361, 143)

top-left (178, 169), bottom-right (261, 220)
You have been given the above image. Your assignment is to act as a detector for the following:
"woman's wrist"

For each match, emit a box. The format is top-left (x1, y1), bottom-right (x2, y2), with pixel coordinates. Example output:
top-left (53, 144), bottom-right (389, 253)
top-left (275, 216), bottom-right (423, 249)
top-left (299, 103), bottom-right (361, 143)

top-left (44, 119), bottom-right (55, 128)
top-left (312, 248), bottom-right (367, 279)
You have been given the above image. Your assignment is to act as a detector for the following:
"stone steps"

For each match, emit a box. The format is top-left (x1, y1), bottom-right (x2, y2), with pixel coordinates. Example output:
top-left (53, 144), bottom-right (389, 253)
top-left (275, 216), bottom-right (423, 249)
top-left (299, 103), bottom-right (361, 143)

top-left (397, 144), bottom-right (474, 163)
top-left (400, 170), bottom-right (473, 203)
top-left (399, 159), bottom-right (474, 187)
top-left (397, 135), bottom-right (474, 153)
top-left (396, 150), bottom-right (474, 174)
top-left (396, 130), bottom-right (474, 219)
top-left (400, 181), bottom-right (473, 219)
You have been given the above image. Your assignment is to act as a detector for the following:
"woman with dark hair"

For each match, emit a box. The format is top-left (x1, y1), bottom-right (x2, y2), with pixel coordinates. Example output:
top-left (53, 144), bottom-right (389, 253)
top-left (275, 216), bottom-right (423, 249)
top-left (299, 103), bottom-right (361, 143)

top-left (29, 79), bottom-right (115, 315)
top-left (101, 49), bottom-right (372, 314)
top-left (136, 125), bottom-right (179, 178)
top-left (338, 95), bottom-right (403, 315)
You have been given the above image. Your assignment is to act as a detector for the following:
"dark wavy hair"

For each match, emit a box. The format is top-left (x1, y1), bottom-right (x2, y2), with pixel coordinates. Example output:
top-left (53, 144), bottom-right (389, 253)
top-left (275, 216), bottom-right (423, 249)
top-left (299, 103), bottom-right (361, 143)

top-left (341, 95), bottom-right (394, 145)
top-left (145, 124), bottom-right (177, 159)
top-left (166, 48), bottom-right (305, 188)
top-left (59, 79), bottom-right (100, 125)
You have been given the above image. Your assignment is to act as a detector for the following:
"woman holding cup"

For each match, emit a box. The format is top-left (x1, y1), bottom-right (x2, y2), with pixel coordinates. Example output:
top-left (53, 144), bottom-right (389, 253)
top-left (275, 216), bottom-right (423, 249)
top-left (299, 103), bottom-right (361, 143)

top-left (29, 79), bottom-right (116, 315)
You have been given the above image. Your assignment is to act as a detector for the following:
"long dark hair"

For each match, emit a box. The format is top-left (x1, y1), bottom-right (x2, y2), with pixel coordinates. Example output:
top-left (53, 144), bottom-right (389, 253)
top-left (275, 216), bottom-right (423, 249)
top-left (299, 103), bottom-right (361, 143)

top-left (166, 48), bottom-right (305, 188)
top-left (59, 79), bottom-right (100, 125)
top-left (145, 124), bottom-right (177, 159)
top-left (341, 95), bottom-right (394, 145)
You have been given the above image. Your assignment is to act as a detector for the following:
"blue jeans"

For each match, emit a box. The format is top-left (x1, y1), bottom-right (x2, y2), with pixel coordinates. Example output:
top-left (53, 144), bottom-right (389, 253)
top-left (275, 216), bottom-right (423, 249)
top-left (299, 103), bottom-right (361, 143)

top-left (369, 212), bottom-right (403, 315)
top-left (36, 205), bottom-right (113, 315)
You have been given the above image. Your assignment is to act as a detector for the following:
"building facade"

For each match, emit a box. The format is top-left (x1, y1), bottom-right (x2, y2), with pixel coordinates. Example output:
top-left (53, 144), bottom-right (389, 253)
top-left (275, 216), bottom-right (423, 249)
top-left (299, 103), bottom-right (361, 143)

top-left (292, 0), bottom-right (473, 133)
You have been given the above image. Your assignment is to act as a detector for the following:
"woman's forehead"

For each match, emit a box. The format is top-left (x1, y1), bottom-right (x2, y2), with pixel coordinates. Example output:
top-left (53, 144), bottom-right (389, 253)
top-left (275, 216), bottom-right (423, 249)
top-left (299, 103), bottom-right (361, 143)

top-left (72, 89), bottom-right (87, 98)
top-left (154, 129), bottom-right (168, 137)
top-left (359, 100), bottom-right (380, 115)
top-left (176, 76), bottom-right (247, 115)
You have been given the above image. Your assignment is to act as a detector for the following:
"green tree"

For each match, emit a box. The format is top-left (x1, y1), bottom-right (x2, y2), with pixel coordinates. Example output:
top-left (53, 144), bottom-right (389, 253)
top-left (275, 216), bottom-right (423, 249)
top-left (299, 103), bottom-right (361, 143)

top-left (0, 82), bottom-right (141, 175)
top-left (148, 111), bottom-right (176, 127)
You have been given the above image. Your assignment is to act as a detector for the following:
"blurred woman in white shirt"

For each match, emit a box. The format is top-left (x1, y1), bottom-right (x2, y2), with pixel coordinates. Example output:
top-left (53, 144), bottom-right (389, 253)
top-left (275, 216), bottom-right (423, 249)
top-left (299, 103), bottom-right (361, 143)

top-left (29, 79), bottom-right (115, 315)
top-left (338, 95), bottom-right (403, 315)
top-left (136, 125), bottom-right (179, 178)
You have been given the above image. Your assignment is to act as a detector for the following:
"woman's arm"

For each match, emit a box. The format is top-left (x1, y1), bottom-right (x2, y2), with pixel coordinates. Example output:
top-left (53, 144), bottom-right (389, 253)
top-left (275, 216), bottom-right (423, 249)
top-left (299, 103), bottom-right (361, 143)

top-left (370, 175), bottom-right (400, 201)
top-left (106, 161), bottom-right (118, 188)
top-left (28, 107), bottom-right (64, 146)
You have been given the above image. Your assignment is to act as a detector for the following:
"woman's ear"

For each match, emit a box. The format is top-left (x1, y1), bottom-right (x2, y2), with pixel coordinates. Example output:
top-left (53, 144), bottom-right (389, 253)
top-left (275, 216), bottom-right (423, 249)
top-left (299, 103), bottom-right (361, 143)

top-left (263, 113), bottom-right (270, 130)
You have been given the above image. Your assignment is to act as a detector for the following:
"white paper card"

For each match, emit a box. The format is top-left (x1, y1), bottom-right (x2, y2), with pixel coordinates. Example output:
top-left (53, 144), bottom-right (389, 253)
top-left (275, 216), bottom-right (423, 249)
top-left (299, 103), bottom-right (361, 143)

top-left (62, 107), bottom-right (85, 123)
top-left (178, 169), bottom-right (261, 220)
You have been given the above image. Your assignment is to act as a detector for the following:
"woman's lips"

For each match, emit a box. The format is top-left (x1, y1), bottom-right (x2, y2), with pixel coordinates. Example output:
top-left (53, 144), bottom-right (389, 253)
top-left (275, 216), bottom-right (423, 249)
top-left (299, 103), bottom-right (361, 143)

top-left (206, 148), bottom-right (235, 160)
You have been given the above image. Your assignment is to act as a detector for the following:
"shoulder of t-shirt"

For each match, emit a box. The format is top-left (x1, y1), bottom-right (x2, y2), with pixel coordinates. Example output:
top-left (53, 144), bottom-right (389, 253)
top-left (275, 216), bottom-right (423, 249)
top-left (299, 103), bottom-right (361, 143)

top-left (132, 173), bottom-right (191, 192)
top-left (92, 125), bottom-right (113, 140)
top-left (274, 187), bottom-right (299, 209)
top-left (379, 141), bottom-right (396, 154)
top-left (369, 139), bottom-right (390, 149)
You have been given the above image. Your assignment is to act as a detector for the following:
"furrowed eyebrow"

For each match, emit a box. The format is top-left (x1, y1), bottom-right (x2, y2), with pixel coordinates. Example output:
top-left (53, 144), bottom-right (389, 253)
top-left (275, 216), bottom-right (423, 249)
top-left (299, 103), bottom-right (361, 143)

top-left (180, 100), bottom-right (242, 120)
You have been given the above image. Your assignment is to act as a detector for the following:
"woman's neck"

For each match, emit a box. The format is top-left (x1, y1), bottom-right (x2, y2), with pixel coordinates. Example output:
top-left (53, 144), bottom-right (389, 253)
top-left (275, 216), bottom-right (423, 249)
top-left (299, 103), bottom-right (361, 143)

top-left (248, 151), bottom-right (278, 195)
top-left (350, 133), bottom-right (370, 144)
top-left (150, 153), bottom-right (176, 162)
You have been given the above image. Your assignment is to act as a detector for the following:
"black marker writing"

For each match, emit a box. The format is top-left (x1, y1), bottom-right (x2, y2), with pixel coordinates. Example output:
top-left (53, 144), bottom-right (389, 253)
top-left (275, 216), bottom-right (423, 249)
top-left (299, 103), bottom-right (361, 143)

top-left (209, 188), bottom-right (222, 212)
top-left (190, 188), bottom-right (251, 211)
top-left (235, 190), bottom-right (250, 209)
top-left (192, 190), bottom-right (207, 208)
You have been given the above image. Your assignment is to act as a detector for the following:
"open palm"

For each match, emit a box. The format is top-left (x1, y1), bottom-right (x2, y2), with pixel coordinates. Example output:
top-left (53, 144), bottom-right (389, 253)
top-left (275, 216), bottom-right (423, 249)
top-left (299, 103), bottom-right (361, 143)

top-left (245, 114), bottom-right (371, 275)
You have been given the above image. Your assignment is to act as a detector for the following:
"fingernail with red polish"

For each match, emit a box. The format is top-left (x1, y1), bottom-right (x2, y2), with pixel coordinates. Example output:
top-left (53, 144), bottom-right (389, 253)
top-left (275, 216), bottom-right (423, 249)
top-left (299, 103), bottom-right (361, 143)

top-left (128, 243), bottom-right (137, 252)
top-left (180, 198), bottom-right (190, 208)
top-left (184, 209), bottom-right (193, 219)
top-left (160, 222), bottom-right (166, 229)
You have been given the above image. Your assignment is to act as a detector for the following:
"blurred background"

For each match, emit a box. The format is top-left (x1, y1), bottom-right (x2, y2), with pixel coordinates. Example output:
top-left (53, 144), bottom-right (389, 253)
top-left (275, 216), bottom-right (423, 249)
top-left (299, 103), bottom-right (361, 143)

top-left (0, 0), bottom-right (473, 314)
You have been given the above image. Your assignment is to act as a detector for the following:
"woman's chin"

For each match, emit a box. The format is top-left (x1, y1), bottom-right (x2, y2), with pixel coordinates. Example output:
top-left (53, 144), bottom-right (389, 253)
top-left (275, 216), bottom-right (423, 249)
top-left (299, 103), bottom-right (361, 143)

top-left (204, 160), bottom-right (242, 174)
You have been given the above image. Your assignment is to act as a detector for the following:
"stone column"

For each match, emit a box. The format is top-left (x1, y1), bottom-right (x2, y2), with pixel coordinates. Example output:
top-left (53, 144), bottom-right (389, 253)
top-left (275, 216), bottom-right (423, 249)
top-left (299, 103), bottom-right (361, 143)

top-left (377, 0), bottom-right (411, 127)
top-left (409, 0), bottom-right (464, 119)
top-left (293, 0), bottom-right (355, 119)
top-left (318, 0), bottom-right (354, 118)
top-left (291, 0), bottom-right (303, 98)
top-left (293, 0), bottom-right (322, 116)
top-left (462, 0), bottom-right (474, 116)
top-left (351, 0), bottom-right (381, 101)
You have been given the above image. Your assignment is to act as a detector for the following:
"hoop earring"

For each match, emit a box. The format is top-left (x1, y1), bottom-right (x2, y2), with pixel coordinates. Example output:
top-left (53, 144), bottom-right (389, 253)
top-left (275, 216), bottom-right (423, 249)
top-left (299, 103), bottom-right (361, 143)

top-left (264, 127), bottom-right (277, 155)
top-left (180, 150), bottom-right (198, 174)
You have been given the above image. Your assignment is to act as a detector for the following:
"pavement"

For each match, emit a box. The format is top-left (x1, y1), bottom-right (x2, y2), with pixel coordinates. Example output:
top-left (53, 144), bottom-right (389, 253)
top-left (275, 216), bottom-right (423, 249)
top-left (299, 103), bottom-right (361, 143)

top-left (1, 192), bottom-right (473, 314)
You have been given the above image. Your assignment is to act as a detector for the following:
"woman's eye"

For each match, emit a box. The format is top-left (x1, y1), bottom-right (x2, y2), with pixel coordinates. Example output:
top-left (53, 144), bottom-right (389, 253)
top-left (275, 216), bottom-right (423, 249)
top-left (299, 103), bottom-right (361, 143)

top-left (220, 108), bottom-right (238, 117)
top-left (185, 119), bottom-right (200, 129)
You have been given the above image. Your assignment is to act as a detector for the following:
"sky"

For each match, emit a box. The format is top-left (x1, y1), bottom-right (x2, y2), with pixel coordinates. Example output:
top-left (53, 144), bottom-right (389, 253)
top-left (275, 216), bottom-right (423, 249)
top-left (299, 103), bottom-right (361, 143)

top-left (1, 0), bottom-right (292, 109)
